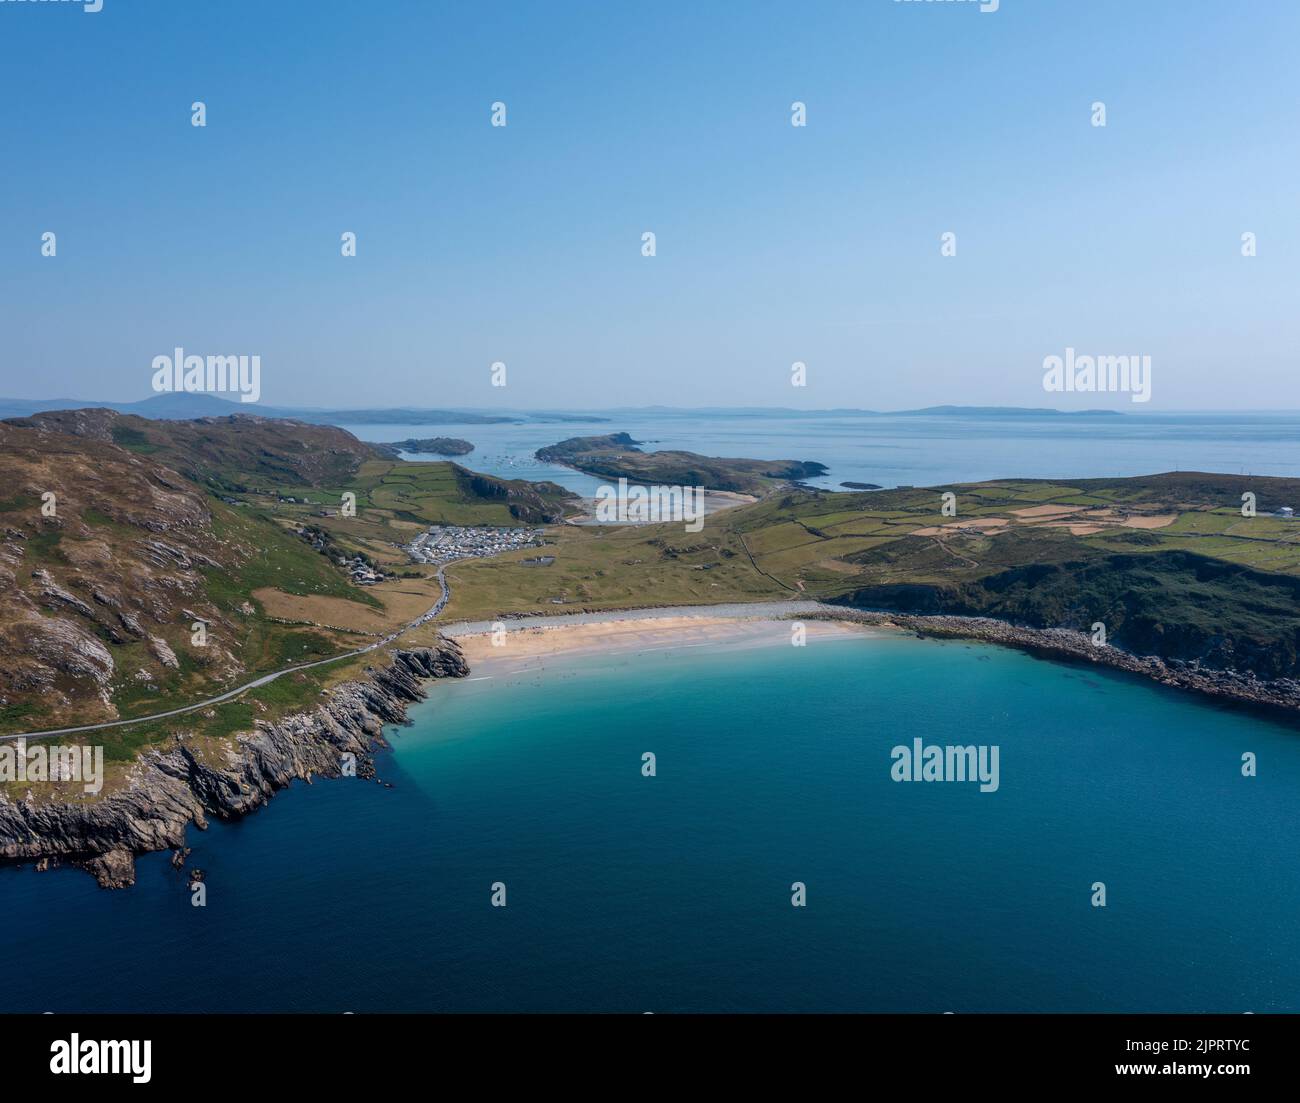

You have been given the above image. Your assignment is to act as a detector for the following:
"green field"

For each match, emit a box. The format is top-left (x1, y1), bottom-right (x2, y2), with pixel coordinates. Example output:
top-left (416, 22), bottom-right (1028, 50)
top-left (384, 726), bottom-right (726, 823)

top-left (441, 471), bottom-right (1300, 679)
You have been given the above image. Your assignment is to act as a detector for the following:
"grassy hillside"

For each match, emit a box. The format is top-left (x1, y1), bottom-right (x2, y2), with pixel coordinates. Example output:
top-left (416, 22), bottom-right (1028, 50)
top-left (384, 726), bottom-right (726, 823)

top-left (442, 521), bottom-right (789, 620)
top-left (13, 408), bottom-right (375, 492)
top-left (0, 412), bottom-right (575, 739)
top-left (0, 417), bottom-right (387, 736)
top-left (347, 460), bottom-right (573, 525)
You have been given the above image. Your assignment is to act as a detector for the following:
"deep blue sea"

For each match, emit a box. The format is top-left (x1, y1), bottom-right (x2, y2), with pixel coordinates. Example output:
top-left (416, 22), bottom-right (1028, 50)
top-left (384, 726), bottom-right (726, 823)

top-left (346, 410), bottom-right (1300, 495)
top-left (6, 632), bottom-right (1299, 1013)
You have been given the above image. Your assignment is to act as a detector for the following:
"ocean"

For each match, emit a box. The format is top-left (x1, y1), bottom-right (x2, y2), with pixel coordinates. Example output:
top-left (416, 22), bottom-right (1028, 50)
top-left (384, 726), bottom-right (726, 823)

top-left (344, 410), bottom-right (1300, 495)
top-left (5, 631), bottom-right (1298, 1013)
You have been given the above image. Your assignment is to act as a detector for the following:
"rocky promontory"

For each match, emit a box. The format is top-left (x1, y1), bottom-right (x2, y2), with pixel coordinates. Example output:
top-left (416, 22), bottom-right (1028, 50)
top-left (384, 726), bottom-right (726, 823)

top-left (0, 643), bottom-right (468, 888)
top-left (809, 608), bottom-right (1300, 717)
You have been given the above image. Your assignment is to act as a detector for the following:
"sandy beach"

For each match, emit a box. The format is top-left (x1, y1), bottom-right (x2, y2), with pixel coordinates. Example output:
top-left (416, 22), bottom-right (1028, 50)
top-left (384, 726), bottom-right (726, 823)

top-left (449, 609), bottom-right (868, 670)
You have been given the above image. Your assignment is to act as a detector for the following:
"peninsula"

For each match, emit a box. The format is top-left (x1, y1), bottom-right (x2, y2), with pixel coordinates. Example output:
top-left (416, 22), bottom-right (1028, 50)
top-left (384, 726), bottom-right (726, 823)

top-left (535, 432), bottom-right (829, 494)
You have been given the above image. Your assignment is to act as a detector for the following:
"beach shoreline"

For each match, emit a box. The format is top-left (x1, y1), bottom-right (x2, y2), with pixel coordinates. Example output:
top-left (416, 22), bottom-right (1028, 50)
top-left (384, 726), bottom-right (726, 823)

top-left (451, 611), bottom-right (866, 670)
top-left (441, 600), bottom-right (1300, 720)
top-left (12, 598), bottom-right (1299, 891)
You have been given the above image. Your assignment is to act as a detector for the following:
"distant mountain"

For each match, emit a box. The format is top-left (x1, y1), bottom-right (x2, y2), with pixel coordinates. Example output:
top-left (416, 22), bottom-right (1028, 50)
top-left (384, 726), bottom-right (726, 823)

top-left (0, 393), bottom-right (250, 420)
top-left (0, 393), bottom-right (521, 425)
top-left (300, 407), bottom-right (520, 426)
top-left (0, 397), bottom-right (98, 417)
top-left (0, 395), bottom-right (1123, 425)
top-left (0, 393), bottom-right (630, 426)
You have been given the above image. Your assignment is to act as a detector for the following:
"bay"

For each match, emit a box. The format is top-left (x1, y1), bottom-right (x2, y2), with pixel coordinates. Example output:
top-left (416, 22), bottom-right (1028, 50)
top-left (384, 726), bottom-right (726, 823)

top-left (4, 631), bottom-right (1297, 1013)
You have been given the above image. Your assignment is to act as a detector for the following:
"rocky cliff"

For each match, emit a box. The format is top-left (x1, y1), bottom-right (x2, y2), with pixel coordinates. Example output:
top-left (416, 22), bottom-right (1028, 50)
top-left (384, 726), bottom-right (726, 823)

top-left (0, 643), bottom-right (467, 888)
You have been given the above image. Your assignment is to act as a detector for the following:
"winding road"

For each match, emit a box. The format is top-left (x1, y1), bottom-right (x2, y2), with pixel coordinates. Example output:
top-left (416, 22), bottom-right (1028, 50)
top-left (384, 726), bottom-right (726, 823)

top-left (2, 569), bottom-right (451, 744)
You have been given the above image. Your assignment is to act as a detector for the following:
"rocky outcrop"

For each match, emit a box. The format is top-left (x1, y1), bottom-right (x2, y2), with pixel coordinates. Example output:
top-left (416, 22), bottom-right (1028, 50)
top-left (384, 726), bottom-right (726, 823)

top-left (0, 643), bottom-right (467, 888)
top-left (147, 634), bottom-right (180, 670)
top-left (117, 611), bottom-right (146, 638)
top-left (24, 614), bottom-right (115, 694)
top-left (810, 608), bottom-right (1300, 717)
top-left (460, 469), bottom-right (576, 524)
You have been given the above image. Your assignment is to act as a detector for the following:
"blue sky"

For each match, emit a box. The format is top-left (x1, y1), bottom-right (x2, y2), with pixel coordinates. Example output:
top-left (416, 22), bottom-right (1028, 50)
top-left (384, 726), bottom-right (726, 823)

top-left (1, 0), bottom-right (1297, 410)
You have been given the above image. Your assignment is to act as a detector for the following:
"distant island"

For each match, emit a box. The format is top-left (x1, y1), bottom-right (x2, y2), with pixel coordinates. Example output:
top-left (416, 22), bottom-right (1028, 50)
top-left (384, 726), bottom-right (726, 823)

top-left (591, 405), bottom-right (1127, 419)
top-left (368, 437), bottom-right (475, 458)
top-left (888, 405), bottom-right (1122, 418)
top-left (536, 432), bottom-right (829, 494)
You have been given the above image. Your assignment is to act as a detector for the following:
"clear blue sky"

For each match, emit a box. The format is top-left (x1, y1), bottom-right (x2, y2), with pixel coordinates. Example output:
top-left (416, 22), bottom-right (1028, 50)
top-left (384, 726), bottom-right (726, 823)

top-left (1, 0), bottom-right (1296, 410)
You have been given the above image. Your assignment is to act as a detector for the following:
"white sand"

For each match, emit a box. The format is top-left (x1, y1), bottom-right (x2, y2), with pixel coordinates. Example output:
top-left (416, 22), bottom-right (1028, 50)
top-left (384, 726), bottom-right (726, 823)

top-left (453, 613), bottom-right (866, 669)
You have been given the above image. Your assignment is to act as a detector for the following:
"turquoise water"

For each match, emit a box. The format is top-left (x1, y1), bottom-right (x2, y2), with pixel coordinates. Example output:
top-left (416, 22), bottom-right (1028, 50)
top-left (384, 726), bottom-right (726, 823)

top-left (3, 631), bottom-right (1299, 1012)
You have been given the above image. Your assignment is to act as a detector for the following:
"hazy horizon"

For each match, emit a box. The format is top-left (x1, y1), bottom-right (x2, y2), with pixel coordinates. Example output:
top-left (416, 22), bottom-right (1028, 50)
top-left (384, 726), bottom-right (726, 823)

top-left (9, 390), bottom-right (1300, 418)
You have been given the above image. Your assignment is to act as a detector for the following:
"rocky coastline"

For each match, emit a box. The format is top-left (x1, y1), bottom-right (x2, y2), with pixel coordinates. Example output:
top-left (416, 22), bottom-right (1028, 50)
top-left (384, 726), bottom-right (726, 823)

top-left (7, 606), bottom-right (1296, 891)
top-left (0, 643), bottom-right (468, 888)
top-left (810, 607), bottom-right (1300, 719)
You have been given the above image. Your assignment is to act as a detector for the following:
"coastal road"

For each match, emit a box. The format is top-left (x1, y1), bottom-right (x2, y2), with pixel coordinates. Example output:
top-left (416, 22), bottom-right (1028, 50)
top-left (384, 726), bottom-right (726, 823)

top-left (2, 568), bottom-right (451, 745)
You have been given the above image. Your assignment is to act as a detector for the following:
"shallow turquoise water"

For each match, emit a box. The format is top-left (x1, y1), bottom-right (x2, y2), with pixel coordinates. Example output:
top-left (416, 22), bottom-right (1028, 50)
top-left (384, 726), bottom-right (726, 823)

top-left (3, 631), bottom-right (1299, 1012)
